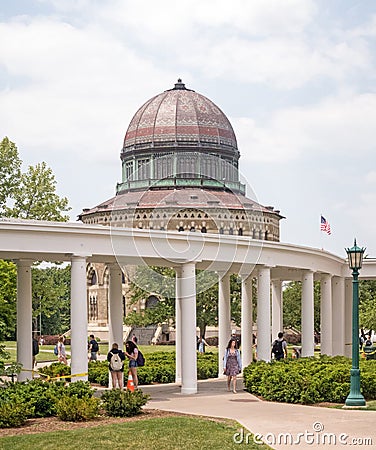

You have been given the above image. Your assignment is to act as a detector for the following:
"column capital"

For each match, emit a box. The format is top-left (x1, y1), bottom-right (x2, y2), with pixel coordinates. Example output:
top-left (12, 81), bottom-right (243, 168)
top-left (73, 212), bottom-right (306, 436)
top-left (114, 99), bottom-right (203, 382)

top-left (16, 259), bottom-right (33, 268)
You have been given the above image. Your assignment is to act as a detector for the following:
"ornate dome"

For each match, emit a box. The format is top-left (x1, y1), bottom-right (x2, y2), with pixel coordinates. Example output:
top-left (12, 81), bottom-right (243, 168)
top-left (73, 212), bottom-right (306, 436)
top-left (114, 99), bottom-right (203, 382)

top-left (123, 79), bottom-right (238, 158)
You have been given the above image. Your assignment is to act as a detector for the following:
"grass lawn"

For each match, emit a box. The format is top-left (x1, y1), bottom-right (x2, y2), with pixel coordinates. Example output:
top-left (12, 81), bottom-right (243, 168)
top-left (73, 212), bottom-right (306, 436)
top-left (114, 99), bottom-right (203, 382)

top-left (2, 341), bottom-right (70, 363)
top-left (0, 416), bottom-right (268, 450)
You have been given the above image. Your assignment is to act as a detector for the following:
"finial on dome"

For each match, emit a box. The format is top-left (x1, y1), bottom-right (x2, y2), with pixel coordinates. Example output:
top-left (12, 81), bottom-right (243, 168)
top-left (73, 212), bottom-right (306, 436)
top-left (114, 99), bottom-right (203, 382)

top-left (174, 78), bottom-right (186, 90)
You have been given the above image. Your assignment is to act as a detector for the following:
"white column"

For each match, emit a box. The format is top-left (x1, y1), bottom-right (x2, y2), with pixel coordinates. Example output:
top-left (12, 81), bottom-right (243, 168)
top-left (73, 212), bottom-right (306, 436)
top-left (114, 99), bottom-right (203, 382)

top-left (175, 267), bottom-right (182, 384)
top-left (108, 263), bottom-right (124, 347)
top-left (332, 276), bottom-right (345, 356)
top-left (180, 262), bottom-right (197, 395)
top-left (108, 263), bottom-right (124, 388)
top-left (320, 274), bottom-right (332, 356)
top-left (271, 279), bottom-right (283, 340)
top-left (344, 278), bottom-right (352, 358)
top-left (17, 260), bottom-right (33, 381)
top-left (70, 255), bottom-right (88, 382)
top-left (241, 274), bottom-right (253, 368)
top-left (218, 272), bottom-right (231, 375)
top-left (257, 266), bottom-right (271, 362)
top-left (301, 270), bottom-right (315, 357)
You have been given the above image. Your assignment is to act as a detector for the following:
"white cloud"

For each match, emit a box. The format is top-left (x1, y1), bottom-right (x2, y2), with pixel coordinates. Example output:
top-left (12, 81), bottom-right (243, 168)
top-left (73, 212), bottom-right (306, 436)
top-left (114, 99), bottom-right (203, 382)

top-left (365, 171), bottom-right (376, 184)
top-left (233, 92), bottom-right (376, 163)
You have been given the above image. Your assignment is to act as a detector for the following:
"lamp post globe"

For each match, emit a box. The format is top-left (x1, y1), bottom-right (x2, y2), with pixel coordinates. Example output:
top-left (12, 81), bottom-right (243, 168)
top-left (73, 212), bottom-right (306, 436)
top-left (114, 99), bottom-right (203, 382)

top-left (345, 239), bottom-right (366, 407)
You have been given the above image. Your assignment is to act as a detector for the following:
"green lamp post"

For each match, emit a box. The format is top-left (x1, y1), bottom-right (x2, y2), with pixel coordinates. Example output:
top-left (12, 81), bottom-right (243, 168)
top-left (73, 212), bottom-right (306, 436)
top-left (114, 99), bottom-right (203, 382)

top-left (345, 239), bottom-right (366, 407)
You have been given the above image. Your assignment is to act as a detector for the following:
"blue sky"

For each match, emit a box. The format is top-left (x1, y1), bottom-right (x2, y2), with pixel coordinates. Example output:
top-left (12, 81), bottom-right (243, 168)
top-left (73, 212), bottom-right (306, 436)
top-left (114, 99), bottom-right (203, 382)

top-left (1, 0), bottom-right (376, 258)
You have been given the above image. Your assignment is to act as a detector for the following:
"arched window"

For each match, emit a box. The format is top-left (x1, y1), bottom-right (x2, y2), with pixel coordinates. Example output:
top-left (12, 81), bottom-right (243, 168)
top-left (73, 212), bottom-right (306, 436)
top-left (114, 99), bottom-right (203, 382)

top-left (201, 226), bottom-right (207, 233)
top-left (238, 228), bottom-right (243, 236)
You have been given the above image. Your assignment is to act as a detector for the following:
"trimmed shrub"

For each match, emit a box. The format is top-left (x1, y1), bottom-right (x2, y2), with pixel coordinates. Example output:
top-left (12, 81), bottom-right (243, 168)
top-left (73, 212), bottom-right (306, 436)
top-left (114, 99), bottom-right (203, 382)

top-left (38, 362), bottom-right (71, 382)
top-left (0, 400), bottom-right (30, 428)
top-left (56, 395), bottom-right (99, 421)
top-left (88, 351), bottom-right (218, 386)
top-left (243, 356), bottom-right (376, 404)
top-left (101, 389), bottom-right (149, 417)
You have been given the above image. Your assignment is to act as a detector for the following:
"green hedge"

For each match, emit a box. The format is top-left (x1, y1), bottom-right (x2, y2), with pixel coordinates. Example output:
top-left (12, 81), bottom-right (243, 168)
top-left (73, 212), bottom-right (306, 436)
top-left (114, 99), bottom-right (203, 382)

top-left (88, 351), bottom-right (218, 386)
top-left (243, 356), bottom-right (376, 404)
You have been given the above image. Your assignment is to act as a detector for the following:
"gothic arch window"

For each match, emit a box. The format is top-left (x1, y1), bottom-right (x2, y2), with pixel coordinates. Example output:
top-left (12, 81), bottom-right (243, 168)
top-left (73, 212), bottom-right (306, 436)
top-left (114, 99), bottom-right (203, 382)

top-left (259, 230), bottom-right (263, 239)
top-left (201, 226), bottom-right (207, 233)
top-left (252, 229), bottom-right (256, 239)
top-left (229, 228), bottom-right (234, 235)
top-left (238, 228), bottom-right (243, 236)
top-left (219, 227), bottom-right (224, 234)
top-left (265, 230), bottom-right (268, 240)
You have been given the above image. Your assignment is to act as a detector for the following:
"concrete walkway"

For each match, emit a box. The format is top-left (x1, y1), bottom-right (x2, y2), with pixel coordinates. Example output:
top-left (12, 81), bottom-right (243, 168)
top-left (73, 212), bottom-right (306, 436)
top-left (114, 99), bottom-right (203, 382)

top-left (141, 378), bottom-right (375, 449)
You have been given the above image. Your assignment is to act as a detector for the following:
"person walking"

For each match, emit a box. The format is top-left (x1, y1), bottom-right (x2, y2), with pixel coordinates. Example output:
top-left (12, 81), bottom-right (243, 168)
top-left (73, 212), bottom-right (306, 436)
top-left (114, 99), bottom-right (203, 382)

top-left (57, 336), bottom-right (67, 365)
top-left (271, 331), bottom-right (288, 360)
top-left (125, 340), bottom-right (139, 389)
top-left (107, 343), bottom-right (125, 389)
top-left (32, 334), bottom-right (39, 368)
top-left (197, 336), bottom-right (210, 353)
top-left (88, 334), bottom-right (99, 361)
top-left (223, 338), bottom-right (242, 393)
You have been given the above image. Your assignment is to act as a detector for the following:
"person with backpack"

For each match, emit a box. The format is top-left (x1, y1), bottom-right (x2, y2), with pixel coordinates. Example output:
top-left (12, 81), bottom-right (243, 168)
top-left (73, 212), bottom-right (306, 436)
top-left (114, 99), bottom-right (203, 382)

top-left (88, 334), bottom-right (99, 361)
top-left (223, 338), bottom-right (242, 393)
top-left (271, 332), bottom-right (287, 361)
top-left (125, 340), bottom-right (142, 389)
top-left (32, 334), bottom-right (39, 368)
top-left (107, 343), bottom-right (125, 389)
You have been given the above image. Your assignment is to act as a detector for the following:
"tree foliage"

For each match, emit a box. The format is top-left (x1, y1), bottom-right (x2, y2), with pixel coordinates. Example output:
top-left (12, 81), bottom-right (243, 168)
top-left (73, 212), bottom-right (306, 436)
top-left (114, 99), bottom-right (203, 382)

top-left (126, 267), bottom-right (243, 338)
top-left (0, 137), bottom-right (22, 215)
top-left (0, 260), bottom-right (17, 340)
top-left (359, 280), bottom-right (376, 331)
top-left (32, 265), bottom-right (71, 335)
top-left (0, 137), bottom-right (72, 337)
top-left (282, 281), bottom-right (321, 331)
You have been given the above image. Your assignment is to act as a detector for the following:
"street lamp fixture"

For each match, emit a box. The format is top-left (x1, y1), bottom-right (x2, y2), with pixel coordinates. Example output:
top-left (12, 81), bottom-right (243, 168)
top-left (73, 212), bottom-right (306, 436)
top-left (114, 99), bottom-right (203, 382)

top-left (345, 239), bottom-right (366, 407)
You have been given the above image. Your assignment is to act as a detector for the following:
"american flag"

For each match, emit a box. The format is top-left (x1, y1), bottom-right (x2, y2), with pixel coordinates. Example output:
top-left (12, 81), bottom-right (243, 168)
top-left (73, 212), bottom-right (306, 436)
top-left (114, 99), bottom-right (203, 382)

top-left (320, 215), bottom-right (331, 235)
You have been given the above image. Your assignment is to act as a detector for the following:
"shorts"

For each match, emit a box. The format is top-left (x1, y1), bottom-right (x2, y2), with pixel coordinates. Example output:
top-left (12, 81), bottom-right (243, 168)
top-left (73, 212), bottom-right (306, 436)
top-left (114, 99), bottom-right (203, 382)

top-left (90, 352), bottom-right (97, 361)
top-left (129, 359), bottom-right (138, 368)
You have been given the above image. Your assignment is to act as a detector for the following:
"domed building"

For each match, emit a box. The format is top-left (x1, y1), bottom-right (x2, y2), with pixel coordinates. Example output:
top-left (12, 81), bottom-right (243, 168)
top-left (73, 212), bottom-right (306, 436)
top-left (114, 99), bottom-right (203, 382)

top-left (79, 80), bottom-right (283, 337)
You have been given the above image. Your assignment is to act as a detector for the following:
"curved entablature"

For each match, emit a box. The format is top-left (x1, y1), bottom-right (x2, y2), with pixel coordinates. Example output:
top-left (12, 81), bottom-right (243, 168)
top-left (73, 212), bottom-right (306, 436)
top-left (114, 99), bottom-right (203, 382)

top-left (2, 219), bottom-right (375, 280)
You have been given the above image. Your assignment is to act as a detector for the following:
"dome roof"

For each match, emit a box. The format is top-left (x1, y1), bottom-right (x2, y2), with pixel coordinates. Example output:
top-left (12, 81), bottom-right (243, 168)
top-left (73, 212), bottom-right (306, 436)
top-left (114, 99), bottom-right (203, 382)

top-left (123, 80), bottom-right (238, 155)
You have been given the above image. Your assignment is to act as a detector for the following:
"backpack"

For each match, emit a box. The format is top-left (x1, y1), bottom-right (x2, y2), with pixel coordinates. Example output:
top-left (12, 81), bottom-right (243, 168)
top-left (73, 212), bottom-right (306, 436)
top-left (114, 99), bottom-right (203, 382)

top-left (33, 339), bottom-right (39, 356)
top-left (110, 351), bottom-right (123, 371)
top-left (136, 350), bottom-right (145, 367)
top-left (272, 339), bottom-right (283, 357)
top-left (91, 340), bottom-right (99, 352)
top-left (54, 344), bottom-right (58, 356)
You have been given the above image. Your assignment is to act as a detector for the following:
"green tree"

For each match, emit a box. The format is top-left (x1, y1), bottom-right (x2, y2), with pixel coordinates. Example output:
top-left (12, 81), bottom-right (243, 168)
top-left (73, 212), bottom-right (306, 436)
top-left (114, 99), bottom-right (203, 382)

top-left (0, 260), bottom-right (17, 340)
top-left (0, 137), bottom-right (22, 216)
top-left (0, 137), bottom-right (72, 338)
top-left (125, 266), bottom-right (175, 327)
top-left (32, 265), bottom-right (71, 335)
top-left (196, 271), bottom-right (219, 338)
top-left (282, 281), bottom-right (321, 332)
top-left (6, 161), bottom-right (70, 221)
top-left (359, 280), bottom-right (376, 332)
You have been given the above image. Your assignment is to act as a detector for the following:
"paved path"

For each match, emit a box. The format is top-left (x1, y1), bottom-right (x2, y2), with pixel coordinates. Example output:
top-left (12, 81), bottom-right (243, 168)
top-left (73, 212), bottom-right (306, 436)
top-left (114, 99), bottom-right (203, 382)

top-left (141, 378), bottom-right (375, 449)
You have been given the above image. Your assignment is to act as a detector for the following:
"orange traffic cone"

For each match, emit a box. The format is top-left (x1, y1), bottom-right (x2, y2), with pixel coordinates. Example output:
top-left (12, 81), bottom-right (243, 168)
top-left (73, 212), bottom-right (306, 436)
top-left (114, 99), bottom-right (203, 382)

top-left (126, 371), bottom-right (135, 392)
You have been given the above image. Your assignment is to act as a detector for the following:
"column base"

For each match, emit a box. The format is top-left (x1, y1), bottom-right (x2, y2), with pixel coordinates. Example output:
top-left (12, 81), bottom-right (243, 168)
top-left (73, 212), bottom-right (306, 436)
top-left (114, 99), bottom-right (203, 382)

top-left (345, 395), bottom-right (366, 407)
top-left (181, 386), bottom-right (197, 395)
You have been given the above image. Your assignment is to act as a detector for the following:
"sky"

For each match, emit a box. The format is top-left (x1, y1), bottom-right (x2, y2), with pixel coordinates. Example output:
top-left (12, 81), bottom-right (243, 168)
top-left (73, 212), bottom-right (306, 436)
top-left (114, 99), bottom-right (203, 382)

top-left (1, 0), bottom-right (376, 258)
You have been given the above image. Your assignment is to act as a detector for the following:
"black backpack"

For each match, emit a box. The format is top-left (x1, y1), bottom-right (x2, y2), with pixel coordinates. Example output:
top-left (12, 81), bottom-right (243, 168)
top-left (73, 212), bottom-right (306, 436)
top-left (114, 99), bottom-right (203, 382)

top-left (91, 340), bottom-right (99, 352)
top-left (136, 350), bottom-right (145, 367)
top-left (272, 339), bottom-right (283, 357)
